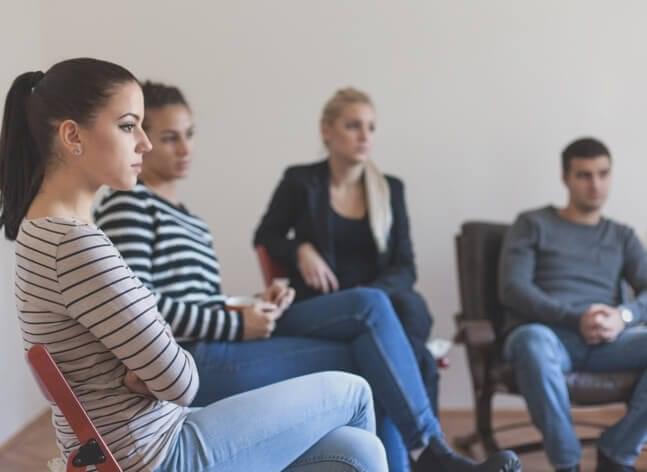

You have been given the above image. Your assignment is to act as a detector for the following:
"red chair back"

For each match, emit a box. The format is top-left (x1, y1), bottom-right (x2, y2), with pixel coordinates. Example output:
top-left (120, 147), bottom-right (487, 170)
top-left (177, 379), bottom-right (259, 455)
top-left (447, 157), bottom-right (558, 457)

top-left (255, 245), bottom-right (288, 287)
top-left (27, 344), bottom-right (122, 472)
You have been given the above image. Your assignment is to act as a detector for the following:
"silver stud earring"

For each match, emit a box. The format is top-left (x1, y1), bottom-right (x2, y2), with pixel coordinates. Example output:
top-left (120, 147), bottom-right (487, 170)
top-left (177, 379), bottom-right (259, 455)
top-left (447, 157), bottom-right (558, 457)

top-left (73, 147), bottom-right (82, 156)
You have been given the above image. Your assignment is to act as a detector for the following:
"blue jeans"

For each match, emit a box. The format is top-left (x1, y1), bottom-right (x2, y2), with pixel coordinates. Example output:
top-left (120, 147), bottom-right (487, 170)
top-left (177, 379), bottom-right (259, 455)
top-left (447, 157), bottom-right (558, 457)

top-left (504, 323), bottom-right (647, 468)
top-left (155, 372), bottom-right (387, 471)
top-left (184, 288), bottom-right (441, 471)
top-left (388, 289), bottom-right (439, 415)
top-left (185, 337), bottom-right (410, 472)
top-left (275, 289), bottom-right (441, 448)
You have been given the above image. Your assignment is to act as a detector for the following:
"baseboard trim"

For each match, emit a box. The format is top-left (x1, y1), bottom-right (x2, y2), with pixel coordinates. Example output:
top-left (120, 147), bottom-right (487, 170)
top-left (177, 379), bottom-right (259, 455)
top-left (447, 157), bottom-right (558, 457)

top-left (440, 404), bottom-right (626, 414)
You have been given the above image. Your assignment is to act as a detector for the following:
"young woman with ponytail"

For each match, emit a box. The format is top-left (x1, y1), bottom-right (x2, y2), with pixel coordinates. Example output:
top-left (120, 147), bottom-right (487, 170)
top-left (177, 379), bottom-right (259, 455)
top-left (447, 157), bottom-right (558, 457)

top-left (0, 58), bottom-right (388, 472)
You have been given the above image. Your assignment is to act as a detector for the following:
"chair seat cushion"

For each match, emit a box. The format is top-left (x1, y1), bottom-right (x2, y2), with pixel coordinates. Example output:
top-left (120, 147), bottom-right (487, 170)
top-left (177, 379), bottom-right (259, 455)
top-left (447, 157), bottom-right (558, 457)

top-left (492, 362), bottom-right (640, 405)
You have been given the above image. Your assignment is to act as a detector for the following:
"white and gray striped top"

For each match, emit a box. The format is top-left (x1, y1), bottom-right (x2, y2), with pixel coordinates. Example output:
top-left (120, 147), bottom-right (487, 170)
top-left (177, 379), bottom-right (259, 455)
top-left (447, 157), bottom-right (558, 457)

top-left (15, 217), bottom-right (199, 471)
top-left (94, 184), bottom-right (242, 343)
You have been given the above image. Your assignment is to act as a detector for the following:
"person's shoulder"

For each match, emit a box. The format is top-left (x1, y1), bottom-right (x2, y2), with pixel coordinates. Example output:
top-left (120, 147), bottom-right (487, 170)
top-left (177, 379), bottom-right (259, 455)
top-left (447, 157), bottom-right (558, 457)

top-left (602, 215), bottom-right (637, 242)
top-left (504, 206), bottom-right (556, 236)
top-left (95, 183), bottom-right (152, 212)
top-left (384, 173), bottom-right (404, 192)
top-left (381, 174), bottom-right (405, 208)
top-left (283, 160), bottom-right (328, 184)
top-left (284, 160), bottom-right (327, 177)
top-left (44, 219), bottom-right (112, 254)
top-left (20, 217), bottom-right (92, 248)
top-left (516, 205), bottom-right (554, 223)
top-left (66, 222), bottom-right (107, 241)
top-left (18, 218), bottom-right (113, 272)
top-left (53, 222), bottom-right (125, 278)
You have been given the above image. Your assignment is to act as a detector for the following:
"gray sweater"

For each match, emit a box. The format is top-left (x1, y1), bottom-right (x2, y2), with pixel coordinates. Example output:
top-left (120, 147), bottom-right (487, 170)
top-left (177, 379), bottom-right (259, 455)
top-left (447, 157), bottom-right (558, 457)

top-left (499, 206), bottom-right (647, 334)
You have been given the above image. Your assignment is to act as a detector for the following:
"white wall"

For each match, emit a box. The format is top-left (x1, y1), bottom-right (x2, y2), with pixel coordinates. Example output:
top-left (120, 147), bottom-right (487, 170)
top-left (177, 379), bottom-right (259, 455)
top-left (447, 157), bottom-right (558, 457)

top-left (0, 4), bottom-right (643, 438)
top-left (0, 0), bottom-right (47, 444)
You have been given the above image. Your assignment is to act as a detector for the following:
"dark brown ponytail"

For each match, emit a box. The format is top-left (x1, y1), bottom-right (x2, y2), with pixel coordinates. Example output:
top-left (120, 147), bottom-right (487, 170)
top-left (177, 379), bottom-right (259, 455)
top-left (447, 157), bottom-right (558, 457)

top-left (0, 71), bottom-right (46, 240)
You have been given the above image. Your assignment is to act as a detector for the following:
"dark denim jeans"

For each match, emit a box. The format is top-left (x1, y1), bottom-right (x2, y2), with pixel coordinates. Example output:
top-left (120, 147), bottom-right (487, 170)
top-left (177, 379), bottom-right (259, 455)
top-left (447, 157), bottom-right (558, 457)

top-left (505, 323), bottom-right (647, 468)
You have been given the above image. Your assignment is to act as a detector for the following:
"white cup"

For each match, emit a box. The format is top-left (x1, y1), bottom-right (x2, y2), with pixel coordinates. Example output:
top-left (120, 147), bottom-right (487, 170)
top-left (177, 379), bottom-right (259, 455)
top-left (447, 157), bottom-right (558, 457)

top-left (225, 295), bottom-right (259, 311)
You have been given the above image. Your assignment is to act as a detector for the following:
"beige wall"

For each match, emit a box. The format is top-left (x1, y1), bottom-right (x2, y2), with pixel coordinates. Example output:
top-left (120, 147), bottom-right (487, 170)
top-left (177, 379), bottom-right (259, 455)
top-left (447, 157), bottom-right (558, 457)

top-left (3, 1), bottom-right (647, 441)
top-left (33, 0), bottom-right (647, 409)
top-left (0, 0), bottom-right (46, 445)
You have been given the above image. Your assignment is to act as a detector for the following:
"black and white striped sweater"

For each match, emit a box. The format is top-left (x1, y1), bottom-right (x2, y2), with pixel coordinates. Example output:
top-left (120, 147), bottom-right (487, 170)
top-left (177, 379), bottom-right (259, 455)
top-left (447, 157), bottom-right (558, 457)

top-left (94, 183), bottom-right (242, 343)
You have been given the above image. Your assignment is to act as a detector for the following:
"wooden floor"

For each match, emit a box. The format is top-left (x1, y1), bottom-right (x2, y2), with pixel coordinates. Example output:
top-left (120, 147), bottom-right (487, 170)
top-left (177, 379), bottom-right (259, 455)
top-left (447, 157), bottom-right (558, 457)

top-left (1, 407), bottom-right (645, 471)
top-left (448, 407), bottom-right (647, 472)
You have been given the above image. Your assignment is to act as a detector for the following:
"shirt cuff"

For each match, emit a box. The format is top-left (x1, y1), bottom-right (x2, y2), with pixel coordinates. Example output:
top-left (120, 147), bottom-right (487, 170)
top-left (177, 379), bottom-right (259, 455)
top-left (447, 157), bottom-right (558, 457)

top-left (232, 310), bottom-right (244, 341)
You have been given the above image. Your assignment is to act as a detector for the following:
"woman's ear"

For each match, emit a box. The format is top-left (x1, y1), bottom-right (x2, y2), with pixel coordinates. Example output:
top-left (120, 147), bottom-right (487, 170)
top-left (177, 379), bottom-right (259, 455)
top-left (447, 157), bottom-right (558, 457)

top-left (58, 119), bottom-right (83, 156)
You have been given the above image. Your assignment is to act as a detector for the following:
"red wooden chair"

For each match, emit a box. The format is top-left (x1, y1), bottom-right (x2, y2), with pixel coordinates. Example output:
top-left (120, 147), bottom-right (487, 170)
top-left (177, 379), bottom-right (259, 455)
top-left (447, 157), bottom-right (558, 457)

top-left (254, 244), bottom-right (450, 368)
top-left (26, 344), bottom-right (122, 472)
top-left (255, 244), bottom-right (289, 287)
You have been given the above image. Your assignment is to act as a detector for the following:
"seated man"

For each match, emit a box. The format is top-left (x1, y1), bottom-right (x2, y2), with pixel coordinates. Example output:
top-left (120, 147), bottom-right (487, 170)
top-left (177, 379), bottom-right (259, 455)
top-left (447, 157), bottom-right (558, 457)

top-left (499, 137), bottom-right (647, 472)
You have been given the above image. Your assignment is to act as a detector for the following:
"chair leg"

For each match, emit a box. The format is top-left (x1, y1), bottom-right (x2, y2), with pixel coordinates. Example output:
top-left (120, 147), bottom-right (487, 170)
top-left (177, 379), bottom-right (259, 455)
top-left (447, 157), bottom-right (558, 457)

top-left (476, 388), bottom-right (499, 454)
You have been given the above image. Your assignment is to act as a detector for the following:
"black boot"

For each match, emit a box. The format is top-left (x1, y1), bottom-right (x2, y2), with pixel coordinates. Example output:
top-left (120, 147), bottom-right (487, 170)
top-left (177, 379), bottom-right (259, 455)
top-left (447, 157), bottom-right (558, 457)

top-left (596, 449), bottom-right (636, 472)
top-left (413, 438), bottom-right (521, 472)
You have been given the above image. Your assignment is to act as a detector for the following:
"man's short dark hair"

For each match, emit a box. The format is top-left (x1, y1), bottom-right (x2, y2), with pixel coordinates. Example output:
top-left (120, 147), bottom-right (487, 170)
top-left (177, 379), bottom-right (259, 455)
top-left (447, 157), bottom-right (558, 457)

top-left (561, 137), bottom-right (611, 174)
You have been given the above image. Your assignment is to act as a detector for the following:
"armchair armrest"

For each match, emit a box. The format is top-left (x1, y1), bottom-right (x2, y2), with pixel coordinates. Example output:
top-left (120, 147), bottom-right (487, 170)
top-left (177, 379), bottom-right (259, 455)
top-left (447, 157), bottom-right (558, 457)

top-left (454, 316), bottom-right (497, 348)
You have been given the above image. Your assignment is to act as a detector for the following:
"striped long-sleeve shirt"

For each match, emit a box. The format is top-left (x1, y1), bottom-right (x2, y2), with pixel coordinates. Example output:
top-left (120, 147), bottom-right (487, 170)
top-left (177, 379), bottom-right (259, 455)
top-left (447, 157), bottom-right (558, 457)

top-left (15, 217), bottom-right (199, 471)
top-left (94, 184), bottom-right (243, 342)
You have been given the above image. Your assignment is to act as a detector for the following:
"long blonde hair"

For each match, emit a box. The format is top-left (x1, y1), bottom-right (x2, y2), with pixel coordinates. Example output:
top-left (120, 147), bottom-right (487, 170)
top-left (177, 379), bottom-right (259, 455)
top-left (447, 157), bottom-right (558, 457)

top-left (321, 88), bottom-right (392, 253)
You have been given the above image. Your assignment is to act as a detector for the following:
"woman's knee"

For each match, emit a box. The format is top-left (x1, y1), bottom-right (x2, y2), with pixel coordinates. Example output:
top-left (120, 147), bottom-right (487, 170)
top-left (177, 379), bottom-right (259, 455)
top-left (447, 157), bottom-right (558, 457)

top-left (315, 372), bottom-right (374, 410)
top-left (288, 426), bottom-right (388, 472)
top-left (344, 287), bottom-right (395, 324)
top-left (332, 427), bottom-right (388, 472)
top-left (390, 289), bottom-right (433, 335)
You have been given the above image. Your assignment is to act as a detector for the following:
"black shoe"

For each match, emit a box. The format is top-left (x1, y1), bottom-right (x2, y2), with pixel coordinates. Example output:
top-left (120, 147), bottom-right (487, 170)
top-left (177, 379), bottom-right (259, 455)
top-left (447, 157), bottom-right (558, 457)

top-left (413, 447), bottom-right (521, 472)
top-left (556, 466), bottom-right (579, 472)
top-left (596, 449), bottom-right (636, 472)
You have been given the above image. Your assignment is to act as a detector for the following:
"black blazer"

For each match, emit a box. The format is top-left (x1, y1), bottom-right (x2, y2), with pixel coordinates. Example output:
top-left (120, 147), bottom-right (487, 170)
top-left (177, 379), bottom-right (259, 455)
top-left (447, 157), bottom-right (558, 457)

top-left (254, 160), bottom-right (417, 300)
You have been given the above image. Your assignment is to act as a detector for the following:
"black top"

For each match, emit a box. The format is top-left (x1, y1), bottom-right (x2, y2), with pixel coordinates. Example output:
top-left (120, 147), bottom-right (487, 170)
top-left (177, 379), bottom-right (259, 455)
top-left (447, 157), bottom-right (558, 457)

top-left (254, 160), bottom-right (417, 300)
top-left (330, 207), bottom-right (378, 288)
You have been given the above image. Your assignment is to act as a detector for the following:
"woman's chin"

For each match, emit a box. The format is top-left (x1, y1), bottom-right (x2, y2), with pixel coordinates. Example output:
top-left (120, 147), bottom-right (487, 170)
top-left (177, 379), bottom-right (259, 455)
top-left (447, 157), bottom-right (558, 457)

top-left (173, 169), bottom-right (190, 180)
top-left (110, 175), bottom-right (139, 191)
top-left (348, 154), bottom-right (369, 165)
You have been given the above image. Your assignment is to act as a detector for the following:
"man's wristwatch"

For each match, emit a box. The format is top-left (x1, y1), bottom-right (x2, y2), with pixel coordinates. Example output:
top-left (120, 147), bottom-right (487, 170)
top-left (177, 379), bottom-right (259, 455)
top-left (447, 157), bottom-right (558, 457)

top-left (620, 306), bottom-right (634, 325)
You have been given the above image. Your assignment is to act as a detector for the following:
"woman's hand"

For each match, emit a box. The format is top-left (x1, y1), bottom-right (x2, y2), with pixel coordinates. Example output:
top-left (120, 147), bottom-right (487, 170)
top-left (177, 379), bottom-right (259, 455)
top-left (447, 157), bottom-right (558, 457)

top-left (262, 279), bottom-right (296, 312)
top-left (297, 242), bottom-right (339, 294)
top-left (124, 370), bottom-right (153, 396)
top-left (241, 301), bottom-right (281, 340)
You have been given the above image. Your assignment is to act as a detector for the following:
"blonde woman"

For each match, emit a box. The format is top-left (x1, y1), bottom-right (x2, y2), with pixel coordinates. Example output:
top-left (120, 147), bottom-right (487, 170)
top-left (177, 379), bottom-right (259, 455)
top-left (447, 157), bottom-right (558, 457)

top-left (255, 87), bottom-right (438, 415)
top-left (254, 88), bottom-right (520, 472)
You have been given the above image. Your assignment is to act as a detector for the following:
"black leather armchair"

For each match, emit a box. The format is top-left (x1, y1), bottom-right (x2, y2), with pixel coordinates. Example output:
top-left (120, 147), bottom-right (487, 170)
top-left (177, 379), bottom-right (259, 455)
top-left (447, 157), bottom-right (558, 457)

top-left (453, 221), bottom-right (639, 455)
